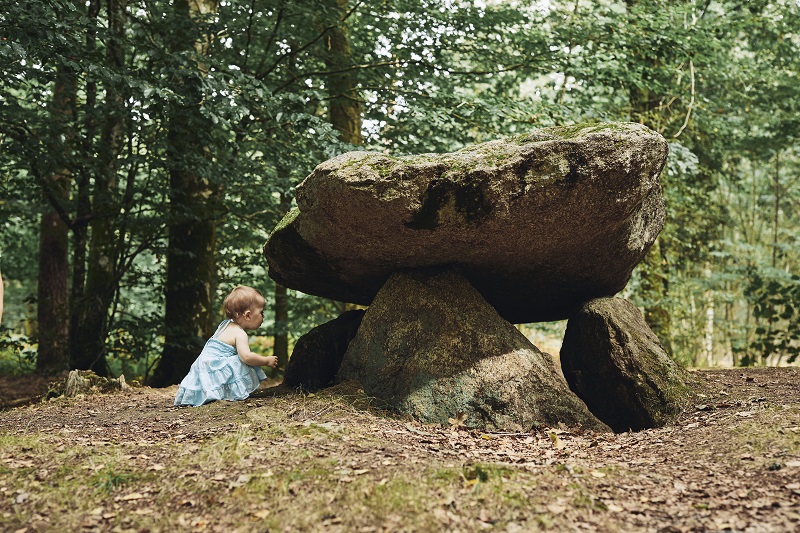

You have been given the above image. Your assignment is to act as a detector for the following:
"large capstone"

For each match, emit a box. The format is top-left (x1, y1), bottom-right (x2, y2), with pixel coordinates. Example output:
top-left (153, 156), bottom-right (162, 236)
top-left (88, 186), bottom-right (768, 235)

top-left (336, 268), bottom-right (610, 432)
top-left (560, 298), bottom-right (691, 432)
top-left (265, 122), bottom-right (667, 323)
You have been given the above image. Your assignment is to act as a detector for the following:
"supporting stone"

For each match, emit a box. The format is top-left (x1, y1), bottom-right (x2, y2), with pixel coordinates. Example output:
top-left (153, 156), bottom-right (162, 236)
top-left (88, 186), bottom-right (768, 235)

top-left (560, 298), bottom-right (691, 432)
top-left (337, 268), bottom-right (609, 432)
top-left (283, 309), bottom-right (365, 391)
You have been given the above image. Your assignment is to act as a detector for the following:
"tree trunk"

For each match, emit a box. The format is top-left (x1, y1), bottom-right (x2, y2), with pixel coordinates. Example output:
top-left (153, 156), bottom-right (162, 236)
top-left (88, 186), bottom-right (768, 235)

top-left (69, 0), bottom-right (127, 375)
top-left (271, 190), bottom-right (291, 370)
top-left (274, 283), bottom-right (289, 369)
top-left (149, 0), bottom-right (220, 387)
top-left (638, 239), bottom-right (674, 356)
top-left (37, 211), bottom-right (70, 374)
top-left (703, 266), bottom-right (714, 367)
top-left (323, 0), bottom-right (362, 145)
top-left (69, 0), bottom-right (100, 359)
top-left (624, 2), bottom-right (674, 354)
top-left (37, 65), bottom-right (74, 374)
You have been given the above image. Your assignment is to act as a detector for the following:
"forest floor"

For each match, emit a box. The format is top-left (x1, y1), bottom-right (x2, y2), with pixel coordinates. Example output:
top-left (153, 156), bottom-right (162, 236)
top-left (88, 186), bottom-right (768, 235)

top-left (0, 367), bottom-right (799, 532)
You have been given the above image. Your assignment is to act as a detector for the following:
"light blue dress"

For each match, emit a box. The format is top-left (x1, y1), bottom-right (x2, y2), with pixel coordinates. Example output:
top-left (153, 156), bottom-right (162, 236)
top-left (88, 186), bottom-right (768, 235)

top-left (174, 320), bottom-right (267, 406)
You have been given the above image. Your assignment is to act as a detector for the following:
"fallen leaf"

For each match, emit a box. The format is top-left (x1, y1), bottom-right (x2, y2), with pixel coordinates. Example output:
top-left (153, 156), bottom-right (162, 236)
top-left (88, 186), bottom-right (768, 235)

top-left (191, 518), bottom-right (209, 530)
top-left (547, 503), bottom-right (566, 515)
top-left (448, 412), bottom-right (467, 428)
top-left (231, 474), bottom-right (252, 487)
top-left (404, 423), bottom-right (435, 437)
top-left (118, 492), bottom-right (146, 501)
top-left (433, 508), bottom-right (450, 524)
top-left (590, 470), bottom-right (606, 478)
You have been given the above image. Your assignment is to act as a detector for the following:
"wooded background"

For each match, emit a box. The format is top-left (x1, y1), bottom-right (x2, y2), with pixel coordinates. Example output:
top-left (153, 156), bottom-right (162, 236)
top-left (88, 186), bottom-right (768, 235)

top-left (1, 0), bottom-right (798, 383)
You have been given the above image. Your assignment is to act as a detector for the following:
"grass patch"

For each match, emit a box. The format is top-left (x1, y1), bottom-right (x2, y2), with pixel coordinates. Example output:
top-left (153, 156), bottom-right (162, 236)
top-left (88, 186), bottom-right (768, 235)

top-left (93, 467), bottom-right (135, 494)
top-left (731, 405), bottom-right (800, 459)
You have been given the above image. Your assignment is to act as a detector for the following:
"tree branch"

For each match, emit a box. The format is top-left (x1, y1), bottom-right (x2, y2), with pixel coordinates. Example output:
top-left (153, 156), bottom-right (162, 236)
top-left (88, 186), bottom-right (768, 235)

top-left (272, 57), bottom-right (536, 95)
top-left (257, 0), bottom-right (365, 81)
top-left (673, 59), bottom-right (694, 138)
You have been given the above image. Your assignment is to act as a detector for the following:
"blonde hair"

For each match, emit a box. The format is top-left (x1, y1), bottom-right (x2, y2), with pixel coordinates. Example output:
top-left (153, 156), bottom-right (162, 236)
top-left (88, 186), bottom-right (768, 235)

top-left (223, 286), bottom-right (266, 319)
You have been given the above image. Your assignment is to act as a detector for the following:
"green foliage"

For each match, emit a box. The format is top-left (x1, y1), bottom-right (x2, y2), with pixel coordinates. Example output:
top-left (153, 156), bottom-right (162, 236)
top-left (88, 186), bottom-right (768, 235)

top-left (93, 468), bottom-right (135, 494)
top-left (745, 270), bottom-right (800, 364)
top-left (0, 333), bottom-right (36, 376)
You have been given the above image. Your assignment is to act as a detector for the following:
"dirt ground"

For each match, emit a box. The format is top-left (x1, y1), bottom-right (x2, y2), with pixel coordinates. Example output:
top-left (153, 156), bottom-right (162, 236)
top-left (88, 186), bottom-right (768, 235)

top-left (1, 367), bottom-right (799, 532)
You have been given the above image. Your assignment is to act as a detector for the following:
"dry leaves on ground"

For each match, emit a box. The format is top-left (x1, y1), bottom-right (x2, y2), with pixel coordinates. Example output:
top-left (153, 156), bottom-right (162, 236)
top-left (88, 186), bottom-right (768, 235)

top-left (0, 367), bottom-right (798, 532)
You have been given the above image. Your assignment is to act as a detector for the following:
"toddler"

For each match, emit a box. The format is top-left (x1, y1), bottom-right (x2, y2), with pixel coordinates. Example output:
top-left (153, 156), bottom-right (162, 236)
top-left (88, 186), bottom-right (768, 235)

top-left (174, 286), bottom-right (278, 406)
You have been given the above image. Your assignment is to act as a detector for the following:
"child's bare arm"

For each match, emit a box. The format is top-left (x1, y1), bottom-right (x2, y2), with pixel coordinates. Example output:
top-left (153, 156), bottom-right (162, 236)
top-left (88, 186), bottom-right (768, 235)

top-left (233, 328), bottom-right (278, 367)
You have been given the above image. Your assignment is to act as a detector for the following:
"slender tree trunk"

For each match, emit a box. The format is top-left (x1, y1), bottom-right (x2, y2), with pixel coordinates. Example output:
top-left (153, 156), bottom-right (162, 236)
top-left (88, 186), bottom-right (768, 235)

top-left (324, 0), bottom-right (362, 145)
top-left (69, 0), bottom-right (100, 353)
top-left (272, 191), bottom-right (291, 370)
top-left (638, 239), bottom-right (674, 356)
top-left (772, 152), bottom-right (781, 269)
top-left (37, 210), bottom-right (70, 373)
top-left (274, 283), bottom-right (289, 369)
top-left (69, 0), bottom-right (127, 375)
top-left (703, 266), bottom-right (714, 367)
top-left (765, 152), bottom-right (781, 366)
top-left (37, 65), bottom-right (74, 374)
top-left (150, 0), bottom-right (220, 387)
top-left (623, 0), bottom-right (675, 355)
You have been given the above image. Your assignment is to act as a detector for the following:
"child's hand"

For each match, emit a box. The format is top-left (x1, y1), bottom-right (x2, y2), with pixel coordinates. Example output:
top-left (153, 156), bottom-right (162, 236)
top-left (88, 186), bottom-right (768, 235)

top-left (266, 355), bottom-right (278, 368)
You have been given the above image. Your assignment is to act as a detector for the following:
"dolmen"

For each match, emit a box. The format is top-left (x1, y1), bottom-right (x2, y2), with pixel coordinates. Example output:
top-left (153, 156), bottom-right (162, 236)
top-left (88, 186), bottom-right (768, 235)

top-left (266, 122), bottom-right (690, 433)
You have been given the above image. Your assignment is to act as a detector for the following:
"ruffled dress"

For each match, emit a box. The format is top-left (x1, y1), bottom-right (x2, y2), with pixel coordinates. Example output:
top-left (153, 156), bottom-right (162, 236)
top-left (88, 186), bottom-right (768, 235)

top-left (174, 319), bottom-right (267, 406)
